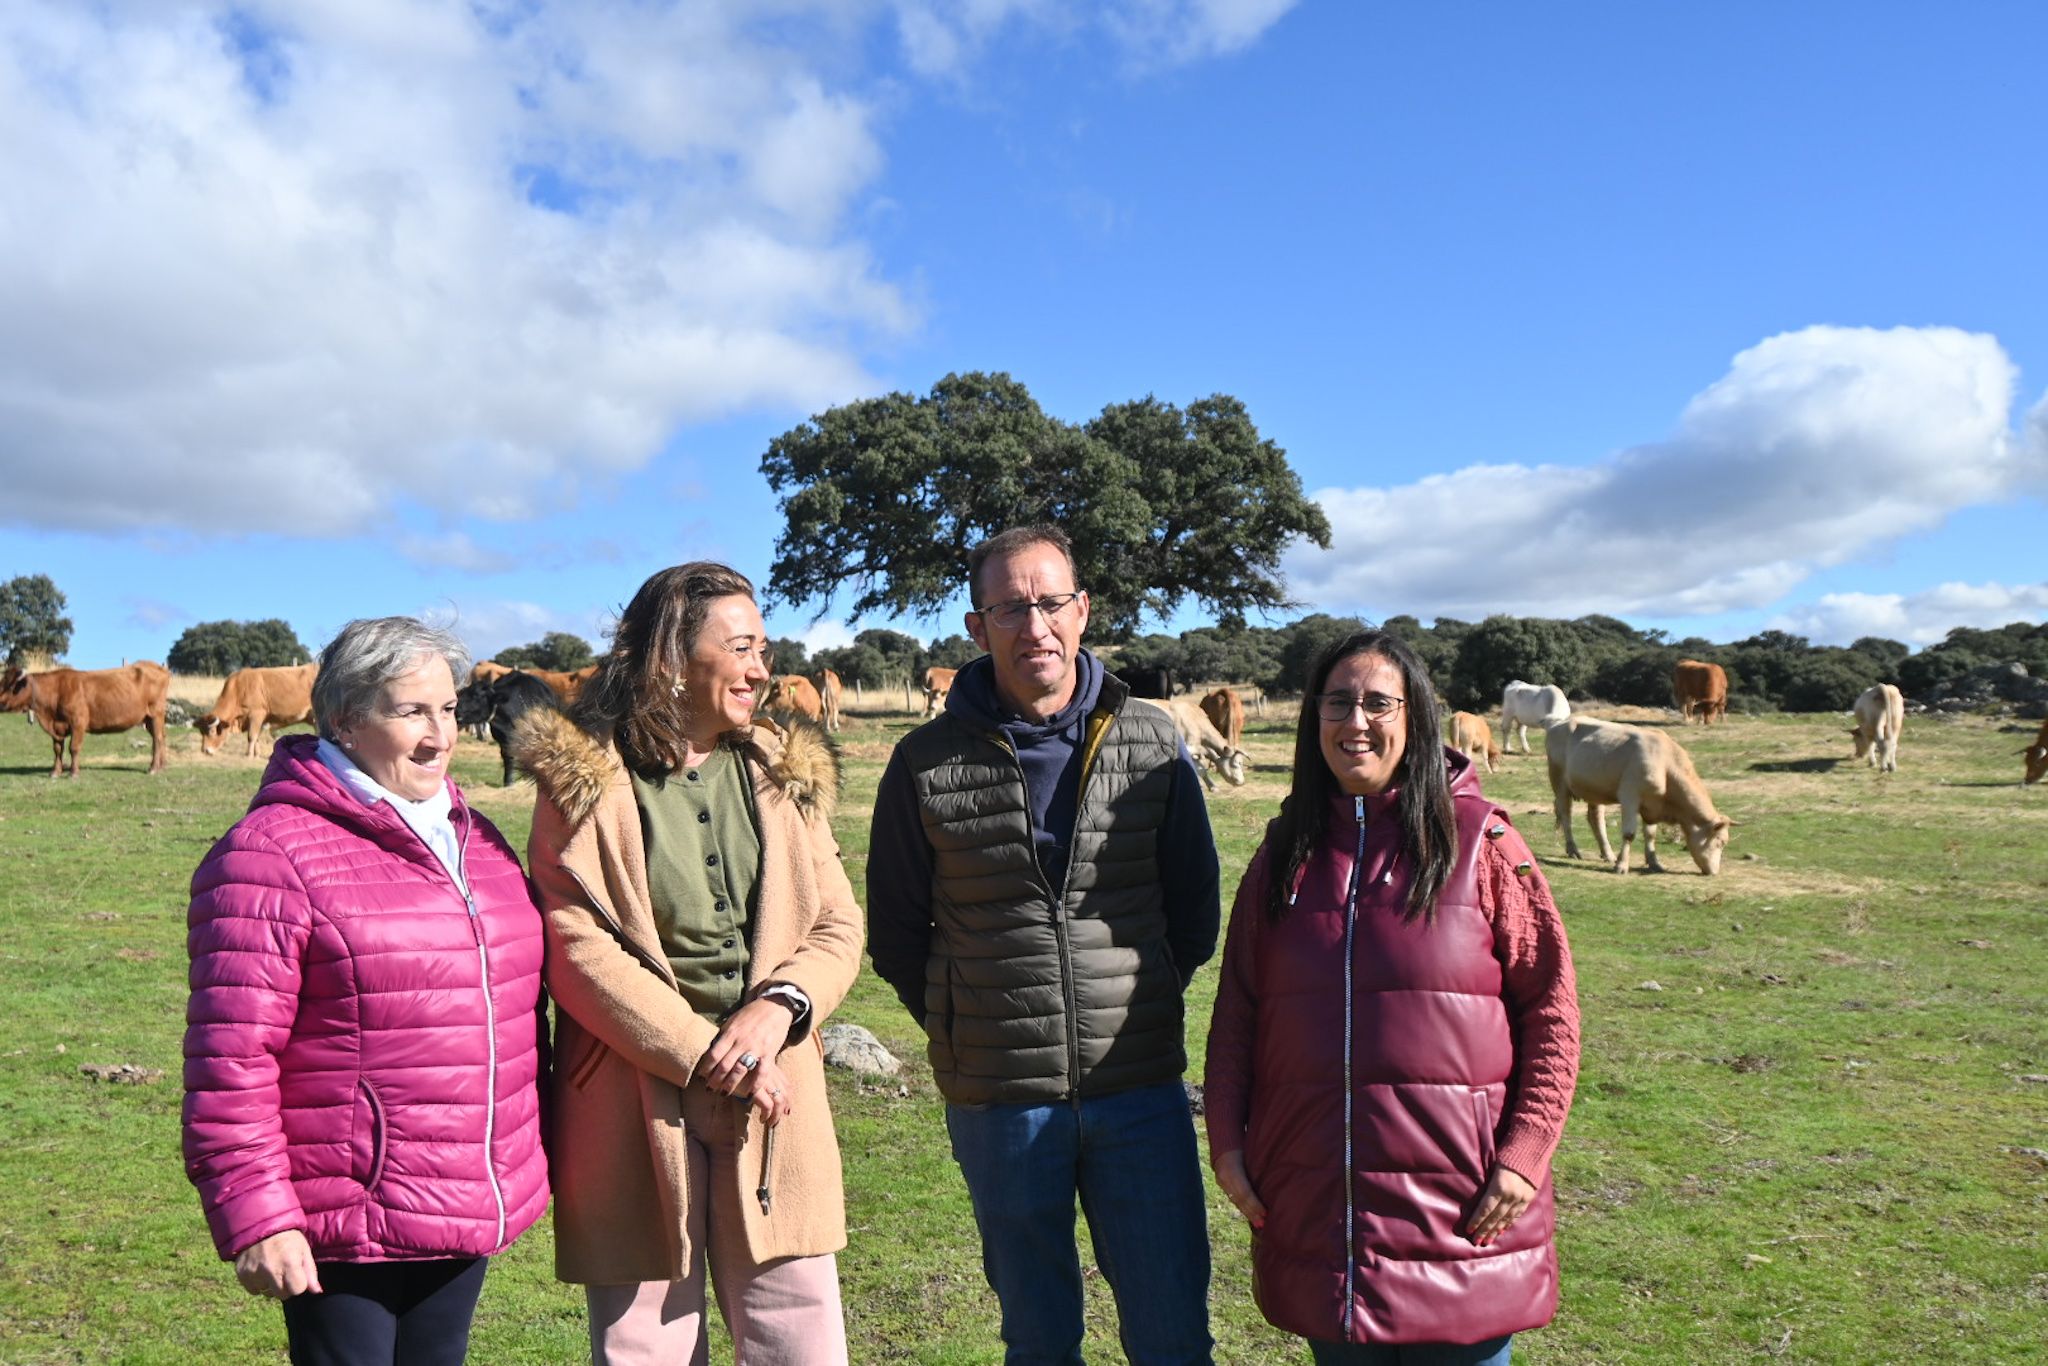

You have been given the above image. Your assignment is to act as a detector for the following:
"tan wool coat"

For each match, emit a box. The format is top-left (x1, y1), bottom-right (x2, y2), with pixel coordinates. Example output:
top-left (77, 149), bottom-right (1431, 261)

top-left (515, 708), bottom-right (863, 1284)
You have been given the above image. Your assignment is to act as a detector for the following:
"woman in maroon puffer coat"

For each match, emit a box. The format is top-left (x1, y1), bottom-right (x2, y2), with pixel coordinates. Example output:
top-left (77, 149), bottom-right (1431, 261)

top-left (1206, 630), bottom-right (1580, 1365)
top-left (182, 618), bottom-right (548, 1365)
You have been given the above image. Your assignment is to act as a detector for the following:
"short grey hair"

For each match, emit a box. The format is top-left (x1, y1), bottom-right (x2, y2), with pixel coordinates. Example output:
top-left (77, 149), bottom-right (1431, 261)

top-left (313, 617), bottom-right (471, 738)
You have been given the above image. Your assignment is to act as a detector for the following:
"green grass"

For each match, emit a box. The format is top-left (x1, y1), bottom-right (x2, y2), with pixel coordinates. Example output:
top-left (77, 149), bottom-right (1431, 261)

top-left (0, 707), bottom-right (2043, 1362)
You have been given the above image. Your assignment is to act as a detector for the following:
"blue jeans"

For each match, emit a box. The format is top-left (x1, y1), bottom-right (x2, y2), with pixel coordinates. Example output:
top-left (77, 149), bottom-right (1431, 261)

top-left (946, 1081), bottom-right (1212, 1365)
top-left (1308, 1334), bottom-right (1512, 1366)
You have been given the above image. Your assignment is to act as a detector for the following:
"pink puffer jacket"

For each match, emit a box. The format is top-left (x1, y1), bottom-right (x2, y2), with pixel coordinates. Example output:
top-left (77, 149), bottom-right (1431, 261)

top-left (182, 735), bottom-right (549, 1263)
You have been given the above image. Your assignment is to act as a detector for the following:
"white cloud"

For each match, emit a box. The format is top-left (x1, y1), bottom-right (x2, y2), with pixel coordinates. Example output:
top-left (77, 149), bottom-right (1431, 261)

top-left (427, 597), bottom-right (615, 661)
top-left (888, 0), bottom-right (1292, 77)
top-left (795, 618), bottom-right (857, 652)
top-left (1770, 582), bottom-right (2048, 646)
top-left (123, 597), bottom-right (191, 630)
top-left (399, 531), bottom-right (519, 575)
top-left (0, 1), bottom-right (909, 539)
top-left (1288, 325), bottom-right (2045, 622)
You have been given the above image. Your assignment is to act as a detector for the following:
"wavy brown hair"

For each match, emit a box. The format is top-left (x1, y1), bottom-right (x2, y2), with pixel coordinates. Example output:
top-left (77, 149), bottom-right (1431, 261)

top-left (1262, 629), bottom-right (1457, 925)
top-left (574, 561), bottom-right (757, 774)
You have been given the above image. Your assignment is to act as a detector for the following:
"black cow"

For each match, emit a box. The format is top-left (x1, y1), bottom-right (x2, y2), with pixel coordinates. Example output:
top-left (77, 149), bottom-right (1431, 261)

top-left (1112, 665), bottom-right (1173, 700)
top-left (455, 670), bottom-right (561, 786)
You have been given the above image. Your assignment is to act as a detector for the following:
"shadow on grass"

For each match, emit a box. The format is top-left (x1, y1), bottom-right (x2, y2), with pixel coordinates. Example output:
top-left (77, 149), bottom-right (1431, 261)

top-left (1941, 780), bottom-right (2033, 788)
top-left (1748, 757), bottom-right (1842, 773)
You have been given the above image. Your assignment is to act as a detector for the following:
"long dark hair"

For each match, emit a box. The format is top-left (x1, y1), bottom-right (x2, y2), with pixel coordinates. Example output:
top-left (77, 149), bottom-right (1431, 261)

top-left (1262, 629), bottom-right (1457, 925)
top-left (574, 561), bottom-right (756, 774)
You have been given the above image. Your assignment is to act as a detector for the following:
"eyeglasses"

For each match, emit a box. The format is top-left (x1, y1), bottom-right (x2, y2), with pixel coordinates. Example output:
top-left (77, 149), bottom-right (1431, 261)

top-left (973, 592), bottom-right (1084, 630)
top-left (1314, 692), bottom-right (1406, 723)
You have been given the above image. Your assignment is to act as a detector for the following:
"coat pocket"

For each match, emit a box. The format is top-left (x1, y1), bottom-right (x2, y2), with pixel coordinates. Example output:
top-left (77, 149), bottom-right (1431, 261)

top-left (567, 1032), bottom-right (609, 1092)
top-left (1471, 1088), bottom-right (1498, 1170)
top-left (357, 1078), bottom-right (388, 1192)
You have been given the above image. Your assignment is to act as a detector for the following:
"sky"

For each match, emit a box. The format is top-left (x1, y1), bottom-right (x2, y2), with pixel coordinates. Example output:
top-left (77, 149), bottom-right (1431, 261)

top-left (3, 0), bottom-right (2045, 667)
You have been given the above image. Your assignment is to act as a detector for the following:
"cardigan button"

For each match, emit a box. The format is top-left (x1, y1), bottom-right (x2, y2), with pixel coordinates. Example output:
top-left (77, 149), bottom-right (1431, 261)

top-left (706, 854), bottom-right (720, 867)
top-left (1486, 823), bottom-right (1507, 840)
top-left (1515, 861), bottom-right (1533, 877)
top-left (698, 811), bottom-right (710, 824)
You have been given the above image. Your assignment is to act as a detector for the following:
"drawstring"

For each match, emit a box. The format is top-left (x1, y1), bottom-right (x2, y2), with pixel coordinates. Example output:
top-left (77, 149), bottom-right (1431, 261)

top-left (757, 1124), bottom-right (776, 1214)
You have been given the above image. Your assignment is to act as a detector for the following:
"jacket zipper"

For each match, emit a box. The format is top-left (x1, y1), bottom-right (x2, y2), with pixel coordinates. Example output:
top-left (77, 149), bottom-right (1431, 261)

top-left (452, 810), bottom-right (508, 1251)
top-left (993, 730), bottom-right (1093, 1109)
top-left (1341, 794), bottom-right (1366, 1344)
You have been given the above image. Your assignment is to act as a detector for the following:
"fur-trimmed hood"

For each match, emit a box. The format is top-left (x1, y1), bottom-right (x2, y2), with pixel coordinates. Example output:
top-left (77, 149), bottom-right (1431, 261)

top-left (511, 708), bottom-right (840, 829)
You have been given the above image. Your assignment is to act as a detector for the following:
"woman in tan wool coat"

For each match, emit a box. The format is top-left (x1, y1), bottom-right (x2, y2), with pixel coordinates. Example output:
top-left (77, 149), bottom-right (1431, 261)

top-left (516, 562), bottom-right (863, 1365)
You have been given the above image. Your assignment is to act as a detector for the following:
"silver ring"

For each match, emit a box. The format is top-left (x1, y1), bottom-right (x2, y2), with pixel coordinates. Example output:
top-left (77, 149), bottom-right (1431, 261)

top-left (771, 1088), bottom-right (786, 1100)
top-left (739, 1052), bottom-right (759, 1071)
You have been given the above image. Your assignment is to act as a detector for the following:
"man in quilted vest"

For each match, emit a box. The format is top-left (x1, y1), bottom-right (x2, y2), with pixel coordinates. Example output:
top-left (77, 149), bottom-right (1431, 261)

top-left (869, 524), bottom-right (1221, 1365)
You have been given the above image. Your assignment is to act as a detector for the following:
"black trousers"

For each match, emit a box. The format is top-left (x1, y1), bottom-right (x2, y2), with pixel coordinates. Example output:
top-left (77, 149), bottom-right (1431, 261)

top-left (281, 1257), bottom-right (488, 1366)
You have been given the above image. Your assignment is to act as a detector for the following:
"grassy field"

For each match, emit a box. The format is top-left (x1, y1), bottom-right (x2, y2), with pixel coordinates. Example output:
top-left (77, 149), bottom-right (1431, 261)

top-left (0, 702), bottom-right (2042, 1363)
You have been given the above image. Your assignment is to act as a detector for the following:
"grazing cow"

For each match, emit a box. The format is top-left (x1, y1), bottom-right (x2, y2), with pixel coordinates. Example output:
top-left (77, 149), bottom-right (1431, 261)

top-left (922, 666), bottom-right (958, 717)
top-left (1198, 686), bottom-right (1246, 748)
top-left (1672, 659), bottom-right (1730, 725)
top-left (2022, 719), bottom-right (2048, 786)
top-left (197, 663), bottom-right (317, 756)
top-left (759, 674), bottom-right (823, 722)
top-left (1849, 683), bottom-right (1905, 773)
top-left (0, 661), bottom-right (171, 777)
top-left (1499, 680), bottom-right (1570, 754)
top-left (814, 668), bottom-right (844, 733)
top-left (454, 671), bottom-right (561, 786)
top-left (1134, 696), bottom-right (1248, 790)
top-left (1547, 715), bottom-right (1732, 875)
top-left (1112, 665), bottom-right (1173, 700)
top-left (1447, 710), bottom-right (1500, 774)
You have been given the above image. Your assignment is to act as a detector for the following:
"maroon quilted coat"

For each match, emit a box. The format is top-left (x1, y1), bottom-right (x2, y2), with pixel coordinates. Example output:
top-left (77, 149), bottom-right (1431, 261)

top-left (182, 735), bottom-right (549, 1263)
top-left (1206, 752), bottom-right (1560, 1346)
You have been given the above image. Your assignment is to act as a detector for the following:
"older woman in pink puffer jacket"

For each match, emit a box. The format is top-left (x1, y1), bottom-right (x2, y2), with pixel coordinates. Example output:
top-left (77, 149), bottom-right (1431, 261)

top-left (182, 618), bottom-right (548, 1366)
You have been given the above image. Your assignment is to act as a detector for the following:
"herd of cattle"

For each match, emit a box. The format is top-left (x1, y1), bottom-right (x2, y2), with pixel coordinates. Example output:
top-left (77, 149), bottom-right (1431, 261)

top-left (6, 658), bottom-right (2048, 869)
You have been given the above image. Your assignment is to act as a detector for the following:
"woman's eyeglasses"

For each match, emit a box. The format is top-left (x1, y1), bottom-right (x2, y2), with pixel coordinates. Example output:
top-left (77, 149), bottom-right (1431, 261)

top-left (973, 592), bottom-right (1083, 630)
top-left (1314, 693), bottom-right (1406, 723)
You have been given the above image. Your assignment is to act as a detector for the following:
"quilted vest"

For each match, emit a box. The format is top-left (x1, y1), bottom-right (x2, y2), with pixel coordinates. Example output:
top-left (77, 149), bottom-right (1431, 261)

top-left (1244, 757), bottom-right (1558, 1346)
top-left (897, 681), bottom-right (1187, 1105)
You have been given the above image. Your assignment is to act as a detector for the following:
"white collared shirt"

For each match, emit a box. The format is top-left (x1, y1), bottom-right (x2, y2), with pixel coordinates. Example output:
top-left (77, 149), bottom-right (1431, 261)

top-left (315, 737), bottom-right (467, 892)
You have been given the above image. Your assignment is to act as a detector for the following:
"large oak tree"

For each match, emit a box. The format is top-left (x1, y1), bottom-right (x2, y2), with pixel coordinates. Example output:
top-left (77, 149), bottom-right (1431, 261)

top-left (759, 372), bottom-right (1330, 639)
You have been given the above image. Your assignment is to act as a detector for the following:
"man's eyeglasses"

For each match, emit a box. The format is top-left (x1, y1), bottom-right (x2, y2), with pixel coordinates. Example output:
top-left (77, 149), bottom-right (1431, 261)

top-left (973, 592), bottom-right (1084, 630)
top-left (1314, 692), bottom-right (1406, 723)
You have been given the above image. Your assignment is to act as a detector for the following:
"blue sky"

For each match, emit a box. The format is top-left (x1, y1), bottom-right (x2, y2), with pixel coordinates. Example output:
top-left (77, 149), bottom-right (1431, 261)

top-left (3, 0), bottom-right (2043, 667)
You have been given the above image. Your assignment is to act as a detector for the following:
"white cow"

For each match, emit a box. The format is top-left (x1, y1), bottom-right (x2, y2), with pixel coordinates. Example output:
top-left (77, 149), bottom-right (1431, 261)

top-left (1849, 683), bottom-right (1904, 773)
top-left (1135, 697), bottom-right (1248, 790)
top-left (1500, 680), bottom-right (1571, 755)
top-left (1547, 715), bottom-right (1733, 875)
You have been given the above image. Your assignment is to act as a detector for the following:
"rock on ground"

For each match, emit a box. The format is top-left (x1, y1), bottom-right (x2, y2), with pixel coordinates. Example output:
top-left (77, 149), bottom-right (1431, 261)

top-left (821, 1023), bottom-right (900, 1077)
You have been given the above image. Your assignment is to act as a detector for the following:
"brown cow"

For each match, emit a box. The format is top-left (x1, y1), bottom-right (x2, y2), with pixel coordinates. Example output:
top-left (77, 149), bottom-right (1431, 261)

top-left (2021, 718), bottom-right (2048, 786)
top-left (922, 666), bottom-right (957, 717)
top-left (1672, 659), bottom-right (1729, 725)
top-left (469, 660), bottom-right (513, 686)
top-left (814, 668), bottom-right (844, 733)
top-left (521, 665), bottom-right (596, 707)
top-left (1198, 686), bottom-right (1246, 748)
top-left (1, 661), bottom-right (170, 776)
top-left (759, 674), bottom-right (823, 721)
top-left (198, 663), bottom-right (318, 756)
top-left (1447, 710), bottom-right (1501, 774)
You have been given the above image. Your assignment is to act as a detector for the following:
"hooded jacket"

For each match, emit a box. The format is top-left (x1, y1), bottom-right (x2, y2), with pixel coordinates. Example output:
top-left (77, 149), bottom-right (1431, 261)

top-left (514, 709), bottom-right (862, 1283)
top-left (1205, 748), bottom-right (1578, 1346)
top-left (181, 735), bottom-right (549, 1264)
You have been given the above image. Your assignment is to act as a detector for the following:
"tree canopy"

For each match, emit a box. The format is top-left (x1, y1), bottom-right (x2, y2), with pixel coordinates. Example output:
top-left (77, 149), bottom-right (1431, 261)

top-left (759, 372), bottom-right (1331, 639)
top-left (495, 632), bottom-right (595, 671)
top-left (167, 619), bottom-right (310, 674)
top-left (0, 574), bottom-right (73, 666)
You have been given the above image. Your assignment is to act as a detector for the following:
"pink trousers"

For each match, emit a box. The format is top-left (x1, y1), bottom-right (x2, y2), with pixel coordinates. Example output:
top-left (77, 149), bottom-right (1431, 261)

top-left (585, 1080), bottom-right (847, 1366)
